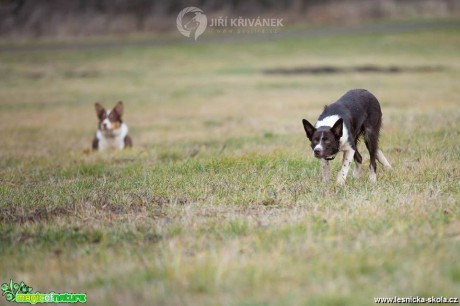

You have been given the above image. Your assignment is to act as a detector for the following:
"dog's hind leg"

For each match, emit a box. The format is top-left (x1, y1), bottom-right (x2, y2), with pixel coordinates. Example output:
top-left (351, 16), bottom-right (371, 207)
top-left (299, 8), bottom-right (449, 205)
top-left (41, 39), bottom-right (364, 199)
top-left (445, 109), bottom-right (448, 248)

top-left (376, 149), bottom-right (392, 169)
top-left (364, 132), bottom-right (379, 183)
top-left (353, 149), bottom-right (363, 178)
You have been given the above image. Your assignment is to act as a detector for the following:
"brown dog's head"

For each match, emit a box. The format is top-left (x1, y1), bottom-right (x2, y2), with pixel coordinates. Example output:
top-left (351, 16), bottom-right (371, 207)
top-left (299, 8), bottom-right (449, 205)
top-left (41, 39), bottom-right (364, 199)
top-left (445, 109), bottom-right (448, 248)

top-left (95, 101), bottom-right (124, 133)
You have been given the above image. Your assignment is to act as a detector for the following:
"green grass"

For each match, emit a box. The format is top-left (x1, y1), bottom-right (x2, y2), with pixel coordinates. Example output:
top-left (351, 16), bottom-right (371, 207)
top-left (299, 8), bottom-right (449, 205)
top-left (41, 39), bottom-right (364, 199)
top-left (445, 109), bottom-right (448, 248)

top-left (1, 21), bottom-right (460, 305)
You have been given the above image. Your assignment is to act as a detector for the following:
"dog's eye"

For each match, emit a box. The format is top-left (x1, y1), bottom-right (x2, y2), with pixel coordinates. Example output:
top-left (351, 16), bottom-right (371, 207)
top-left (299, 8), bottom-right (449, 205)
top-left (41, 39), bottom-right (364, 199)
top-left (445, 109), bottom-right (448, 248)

top-left (323, 139), bottom-right (331, 144)
top-left (313, 137), bottom-right (319, 142)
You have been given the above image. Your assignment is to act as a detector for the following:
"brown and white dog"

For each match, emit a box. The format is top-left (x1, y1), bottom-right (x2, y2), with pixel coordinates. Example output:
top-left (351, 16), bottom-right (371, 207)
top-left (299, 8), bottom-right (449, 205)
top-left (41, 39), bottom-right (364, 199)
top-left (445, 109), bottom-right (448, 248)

top-left (92, 101), bottom-right (132, 151)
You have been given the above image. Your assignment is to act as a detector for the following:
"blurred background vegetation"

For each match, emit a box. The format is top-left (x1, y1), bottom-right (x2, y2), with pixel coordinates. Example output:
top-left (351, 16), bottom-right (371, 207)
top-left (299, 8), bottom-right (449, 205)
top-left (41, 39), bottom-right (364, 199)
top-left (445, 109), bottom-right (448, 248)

top-left (0, 0), bottom-right (459, 38)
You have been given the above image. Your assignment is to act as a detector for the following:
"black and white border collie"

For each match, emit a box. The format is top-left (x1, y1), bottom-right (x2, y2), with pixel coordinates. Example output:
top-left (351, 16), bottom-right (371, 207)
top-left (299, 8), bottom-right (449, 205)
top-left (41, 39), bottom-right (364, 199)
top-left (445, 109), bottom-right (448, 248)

top-left (92, 101), bottom-right (132, 151)
top-left (302, 89), bottom-right (391, 185)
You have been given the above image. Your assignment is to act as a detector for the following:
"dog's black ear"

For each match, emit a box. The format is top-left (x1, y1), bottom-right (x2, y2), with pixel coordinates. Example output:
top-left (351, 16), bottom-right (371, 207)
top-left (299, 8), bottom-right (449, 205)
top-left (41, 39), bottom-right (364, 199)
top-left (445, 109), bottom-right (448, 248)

top-left (95, 103), bottom-right (105, 119)
top-left (331, 118), bottom-right (343, 138)
top-left (302, 119), bottom-right (316, 140)
top-left (113, 101), bottom-right (124, 117)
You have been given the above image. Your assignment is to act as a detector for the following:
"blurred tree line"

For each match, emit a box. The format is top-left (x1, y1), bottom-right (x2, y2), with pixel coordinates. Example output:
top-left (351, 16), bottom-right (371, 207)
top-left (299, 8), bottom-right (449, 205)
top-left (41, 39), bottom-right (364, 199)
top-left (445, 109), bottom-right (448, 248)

top-left (0, 0), bottom-right (458, 37)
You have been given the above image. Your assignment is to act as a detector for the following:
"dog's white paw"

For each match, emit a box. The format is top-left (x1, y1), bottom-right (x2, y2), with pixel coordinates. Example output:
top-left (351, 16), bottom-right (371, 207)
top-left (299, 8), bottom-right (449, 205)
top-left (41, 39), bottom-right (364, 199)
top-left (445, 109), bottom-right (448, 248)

top-left (369, 172), bottom-right (377, 183)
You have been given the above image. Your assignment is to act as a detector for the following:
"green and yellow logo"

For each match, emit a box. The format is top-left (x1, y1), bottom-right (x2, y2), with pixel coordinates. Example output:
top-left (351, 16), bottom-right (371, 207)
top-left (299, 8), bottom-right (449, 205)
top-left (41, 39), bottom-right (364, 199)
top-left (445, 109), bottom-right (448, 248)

top-left (1, 280), bottom-right (86, 304)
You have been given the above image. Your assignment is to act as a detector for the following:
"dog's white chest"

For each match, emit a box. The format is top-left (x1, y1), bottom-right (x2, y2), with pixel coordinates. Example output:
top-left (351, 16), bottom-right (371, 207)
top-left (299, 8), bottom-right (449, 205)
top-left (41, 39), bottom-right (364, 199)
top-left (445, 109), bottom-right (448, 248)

top-left (96, 123), bottom-right (128, 150)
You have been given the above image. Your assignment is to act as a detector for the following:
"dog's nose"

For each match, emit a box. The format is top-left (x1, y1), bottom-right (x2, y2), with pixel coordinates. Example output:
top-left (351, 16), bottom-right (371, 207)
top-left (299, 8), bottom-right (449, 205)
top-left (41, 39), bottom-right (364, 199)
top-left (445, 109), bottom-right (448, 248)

top-left (314, 148), bottom-right (322, 155)
top-left (102, 123), bottom-right (107, 129)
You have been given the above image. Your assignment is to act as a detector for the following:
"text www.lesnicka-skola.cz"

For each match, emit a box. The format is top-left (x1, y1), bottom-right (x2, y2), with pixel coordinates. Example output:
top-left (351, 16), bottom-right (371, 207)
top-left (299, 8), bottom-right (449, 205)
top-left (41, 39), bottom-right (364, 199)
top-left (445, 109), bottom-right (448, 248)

top-left (374, 296), bottom-right (459, 304)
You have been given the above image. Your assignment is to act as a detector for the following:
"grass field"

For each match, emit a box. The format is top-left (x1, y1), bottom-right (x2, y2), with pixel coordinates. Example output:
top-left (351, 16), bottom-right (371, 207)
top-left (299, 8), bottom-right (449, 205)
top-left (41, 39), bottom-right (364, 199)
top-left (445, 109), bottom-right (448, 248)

top-left (1, 21), bottom-right (459, 305)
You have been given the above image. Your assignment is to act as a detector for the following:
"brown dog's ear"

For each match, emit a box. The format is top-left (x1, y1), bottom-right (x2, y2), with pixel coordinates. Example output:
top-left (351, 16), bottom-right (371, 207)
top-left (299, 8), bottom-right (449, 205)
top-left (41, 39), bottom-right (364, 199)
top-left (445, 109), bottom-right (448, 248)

top-left (113, 101), bottom-right (124, 117)
top-left (331, 118), bottom-right (343, 138)
top-left (302, 119), bottom-right (316, 141)
top-left (95, 103), bottom-right (106, 119)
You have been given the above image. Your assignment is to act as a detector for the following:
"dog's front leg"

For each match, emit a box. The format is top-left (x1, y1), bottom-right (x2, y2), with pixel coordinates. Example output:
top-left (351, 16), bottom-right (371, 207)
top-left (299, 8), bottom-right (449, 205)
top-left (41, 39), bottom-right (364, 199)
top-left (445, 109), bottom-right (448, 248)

top-left (337, 149), bottom-right (355, 185)
top-left (321, 159), bottom-right (331, 183)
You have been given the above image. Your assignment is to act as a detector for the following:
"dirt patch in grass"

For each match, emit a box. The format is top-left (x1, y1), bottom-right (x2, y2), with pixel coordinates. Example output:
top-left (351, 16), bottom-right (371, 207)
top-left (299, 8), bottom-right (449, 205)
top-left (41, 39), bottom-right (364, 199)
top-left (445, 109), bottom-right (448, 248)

top-left (0, 206), bottom-right (70, 223)
top-left (263, 65), bottom-right (443, 75)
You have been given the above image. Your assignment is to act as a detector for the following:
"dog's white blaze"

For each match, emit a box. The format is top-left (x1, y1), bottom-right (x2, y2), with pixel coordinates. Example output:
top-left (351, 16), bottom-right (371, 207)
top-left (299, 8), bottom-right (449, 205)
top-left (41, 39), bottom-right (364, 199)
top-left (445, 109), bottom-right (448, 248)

top-left (376, 149), bottom-right (392, 169)
top-left (313, 132), bottom-right (324, 153)
top-left (314, 143), bottom-right (323, 152)
top-left (101, 118), bottom-right (111, 129)
top-left (101, 110), bottom-right (113, 130)
top-left (315, 115), bottom-right (350, 151)
top-left (337, 149), bottom-right (355, 185)
top-left (96, 122), bottom-right (129, 150)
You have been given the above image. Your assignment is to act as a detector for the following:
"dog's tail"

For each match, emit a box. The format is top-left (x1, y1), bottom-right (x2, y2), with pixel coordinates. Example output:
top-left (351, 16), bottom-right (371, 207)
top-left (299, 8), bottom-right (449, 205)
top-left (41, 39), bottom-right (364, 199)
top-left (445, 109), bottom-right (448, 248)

top-left (376, 149), bottom-right (392, 169)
